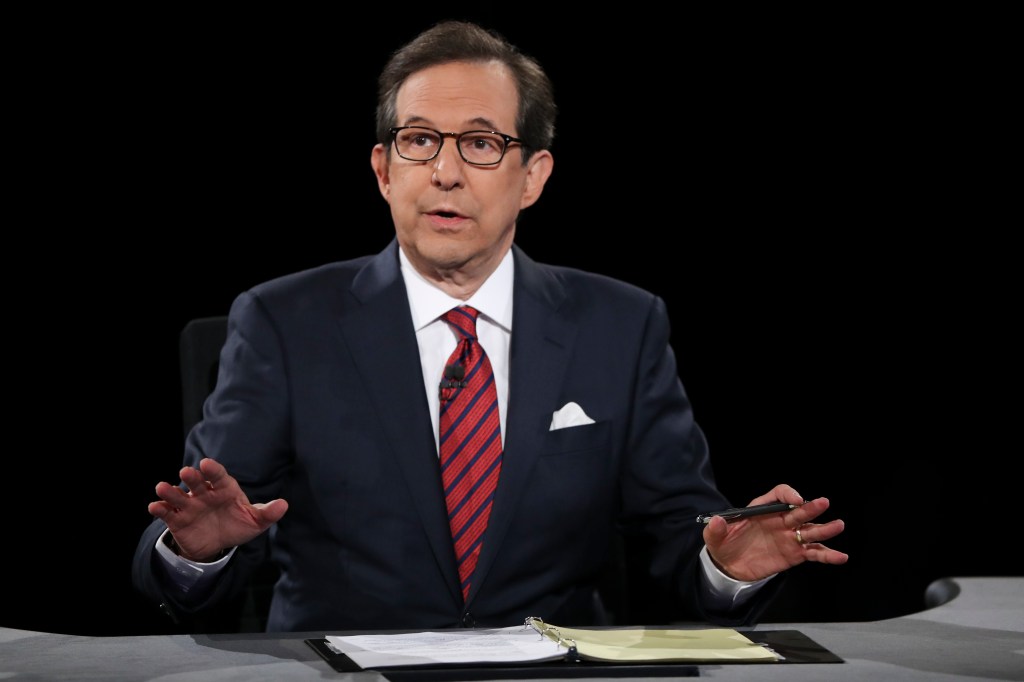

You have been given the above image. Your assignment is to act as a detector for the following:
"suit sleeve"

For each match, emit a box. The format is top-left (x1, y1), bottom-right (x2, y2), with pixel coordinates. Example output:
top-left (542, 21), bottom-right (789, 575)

top-left (616, 294), bottom-right (782, 625)
top-left (131, 290), bottom-right (290, 618)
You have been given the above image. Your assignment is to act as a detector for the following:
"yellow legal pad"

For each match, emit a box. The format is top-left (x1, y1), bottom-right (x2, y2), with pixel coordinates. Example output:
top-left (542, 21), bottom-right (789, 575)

top-left (527, 617), bottom-right (779, 663)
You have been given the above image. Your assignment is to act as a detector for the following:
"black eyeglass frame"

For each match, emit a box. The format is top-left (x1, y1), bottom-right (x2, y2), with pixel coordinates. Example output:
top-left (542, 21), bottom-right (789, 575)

top-left (388, 126), bottom-right (525, 166)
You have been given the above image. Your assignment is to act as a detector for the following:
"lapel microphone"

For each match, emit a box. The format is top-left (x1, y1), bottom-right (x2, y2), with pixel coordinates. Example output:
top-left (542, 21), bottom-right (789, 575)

top-left (442, 363), bottom-right (466, 387)
top-left (439, 364), bottom-right (467, 401)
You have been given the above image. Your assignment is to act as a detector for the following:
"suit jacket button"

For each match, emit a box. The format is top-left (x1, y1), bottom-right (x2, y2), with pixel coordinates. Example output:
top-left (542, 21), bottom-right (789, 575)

top-left (461, 613), bottom-right (476, 627)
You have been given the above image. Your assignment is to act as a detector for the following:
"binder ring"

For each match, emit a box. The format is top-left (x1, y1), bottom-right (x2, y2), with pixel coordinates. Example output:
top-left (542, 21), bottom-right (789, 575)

top-left (525, 617), bottom-right (580, 661)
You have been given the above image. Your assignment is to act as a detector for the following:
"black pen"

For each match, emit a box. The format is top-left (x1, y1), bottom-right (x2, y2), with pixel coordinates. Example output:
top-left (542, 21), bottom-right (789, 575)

top-left (696, 502), bottom-right (798, 524)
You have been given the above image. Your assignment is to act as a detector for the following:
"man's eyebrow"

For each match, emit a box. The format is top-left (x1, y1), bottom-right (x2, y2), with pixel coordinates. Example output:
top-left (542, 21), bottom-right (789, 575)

top-left (398, 116), bottom-right (505, 131)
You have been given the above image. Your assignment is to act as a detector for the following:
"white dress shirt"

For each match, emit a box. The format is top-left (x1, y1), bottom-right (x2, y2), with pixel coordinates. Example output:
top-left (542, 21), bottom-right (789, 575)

top-left (399, 247), bottom-right (512, 453)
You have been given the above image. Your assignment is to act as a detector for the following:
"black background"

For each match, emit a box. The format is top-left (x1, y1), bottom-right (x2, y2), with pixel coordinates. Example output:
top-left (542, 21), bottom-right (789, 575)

top-left (6, 7), bottom-right (1017, 635)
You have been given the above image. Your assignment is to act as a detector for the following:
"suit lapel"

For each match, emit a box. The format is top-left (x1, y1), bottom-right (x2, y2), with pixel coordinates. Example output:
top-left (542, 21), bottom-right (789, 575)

top-left (466, 246), bottom-right (576, 604)
top-left (336, 241), bottom-right (461, 603)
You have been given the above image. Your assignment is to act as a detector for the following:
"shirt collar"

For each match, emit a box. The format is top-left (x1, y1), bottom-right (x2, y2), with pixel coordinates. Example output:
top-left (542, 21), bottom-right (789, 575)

top-left (399, 247), bottom-right (514, 333)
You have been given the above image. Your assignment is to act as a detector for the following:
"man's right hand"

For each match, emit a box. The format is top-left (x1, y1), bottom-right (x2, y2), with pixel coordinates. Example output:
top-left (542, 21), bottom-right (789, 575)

top-left (148, 457), bottom-right (289, 562)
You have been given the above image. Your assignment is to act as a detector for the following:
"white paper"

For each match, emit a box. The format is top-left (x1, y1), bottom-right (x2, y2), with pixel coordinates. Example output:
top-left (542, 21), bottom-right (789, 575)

top-left (326, 626), bottom-right (564, 668)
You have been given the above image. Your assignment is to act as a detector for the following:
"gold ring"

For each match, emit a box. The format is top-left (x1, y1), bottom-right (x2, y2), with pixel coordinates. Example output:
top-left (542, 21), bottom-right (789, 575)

top-left (795, 528), bottom-right (806, 545)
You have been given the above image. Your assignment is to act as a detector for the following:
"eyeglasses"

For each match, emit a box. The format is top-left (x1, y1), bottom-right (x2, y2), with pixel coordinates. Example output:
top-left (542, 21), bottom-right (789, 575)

top-left (389, 126), bottom-right (523, 166)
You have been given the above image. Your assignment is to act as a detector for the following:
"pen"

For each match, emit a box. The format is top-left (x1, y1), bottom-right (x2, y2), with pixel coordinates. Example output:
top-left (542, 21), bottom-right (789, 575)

top-left (696, 502), bottom-right (798, 524)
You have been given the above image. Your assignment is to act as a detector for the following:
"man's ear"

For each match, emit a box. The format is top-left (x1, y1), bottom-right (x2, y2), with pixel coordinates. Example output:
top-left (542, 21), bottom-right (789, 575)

top-left (519, 150), bottom-right (554, 210)
top-left (370, 143), bottom-right (391, 201)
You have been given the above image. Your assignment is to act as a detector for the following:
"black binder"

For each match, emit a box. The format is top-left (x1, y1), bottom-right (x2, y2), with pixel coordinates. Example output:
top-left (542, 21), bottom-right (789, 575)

top-left (306, 629), bottom-right (842, 680)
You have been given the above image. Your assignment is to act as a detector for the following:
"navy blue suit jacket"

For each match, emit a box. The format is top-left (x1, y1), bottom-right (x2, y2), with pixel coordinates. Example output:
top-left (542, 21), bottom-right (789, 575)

top-left (133, 240), bottom-right (779, 631)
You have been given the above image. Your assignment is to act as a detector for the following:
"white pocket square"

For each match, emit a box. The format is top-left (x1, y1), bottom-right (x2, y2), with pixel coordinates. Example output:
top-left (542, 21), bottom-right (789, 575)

top-left (549, 402), bottom-right (596, 431)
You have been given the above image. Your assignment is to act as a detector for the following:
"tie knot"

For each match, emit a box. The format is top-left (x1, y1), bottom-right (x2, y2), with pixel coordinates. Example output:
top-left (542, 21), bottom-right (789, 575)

top-left (443, 306), bottom-right (480, 340)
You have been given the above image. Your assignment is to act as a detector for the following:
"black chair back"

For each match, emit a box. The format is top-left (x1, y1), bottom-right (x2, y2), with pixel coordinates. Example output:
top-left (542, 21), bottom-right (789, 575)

top-left (179, 316), bottom-right (228, 437)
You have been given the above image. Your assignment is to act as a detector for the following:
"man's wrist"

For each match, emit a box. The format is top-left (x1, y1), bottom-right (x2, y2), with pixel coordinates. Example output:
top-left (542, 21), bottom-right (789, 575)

top-left (162, 533), bottom-right (228, 564)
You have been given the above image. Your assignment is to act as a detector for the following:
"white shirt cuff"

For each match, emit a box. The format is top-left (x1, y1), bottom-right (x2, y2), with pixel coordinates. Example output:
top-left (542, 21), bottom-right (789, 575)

top-left (699, 545), bottom-right (776, 610)
top-left (155, 529), bottom-right (235, 594)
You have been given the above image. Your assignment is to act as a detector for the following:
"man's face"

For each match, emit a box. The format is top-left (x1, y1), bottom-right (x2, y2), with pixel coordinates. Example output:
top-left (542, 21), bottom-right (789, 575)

top-left (371, 60), bottom-right (552, 284)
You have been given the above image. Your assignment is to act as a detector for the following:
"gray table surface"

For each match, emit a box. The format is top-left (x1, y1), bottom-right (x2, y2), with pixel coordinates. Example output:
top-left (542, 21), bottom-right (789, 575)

top-left (2, 576), bottom-right (1022, 681)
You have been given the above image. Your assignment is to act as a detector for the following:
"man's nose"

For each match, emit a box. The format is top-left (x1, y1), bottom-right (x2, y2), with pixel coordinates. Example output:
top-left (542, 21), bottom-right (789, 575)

top-left (431, 139), bottom-right (466, 189)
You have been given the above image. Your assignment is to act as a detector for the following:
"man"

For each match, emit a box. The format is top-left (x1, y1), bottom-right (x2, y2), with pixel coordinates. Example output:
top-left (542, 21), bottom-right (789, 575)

top-left (133, 20), bottom-right (847, 632)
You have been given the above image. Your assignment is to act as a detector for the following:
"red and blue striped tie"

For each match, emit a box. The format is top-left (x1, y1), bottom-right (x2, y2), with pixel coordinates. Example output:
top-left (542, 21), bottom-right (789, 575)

top-left (439, 306), bottom-right (503, 602)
